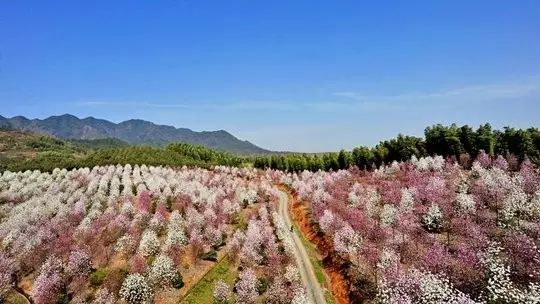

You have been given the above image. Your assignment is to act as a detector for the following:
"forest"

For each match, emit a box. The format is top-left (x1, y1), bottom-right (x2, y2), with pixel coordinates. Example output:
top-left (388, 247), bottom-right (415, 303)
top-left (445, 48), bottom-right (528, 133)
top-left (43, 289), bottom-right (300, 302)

top-left (254, 123), bottom-right (540, 171)
top-left (2, 124), bottom-right (540, 174)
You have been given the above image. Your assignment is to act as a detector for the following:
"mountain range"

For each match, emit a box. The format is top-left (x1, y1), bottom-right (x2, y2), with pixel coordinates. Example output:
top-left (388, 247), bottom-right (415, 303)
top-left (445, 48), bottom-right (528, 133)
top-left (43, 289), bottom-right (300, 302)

top-left (0, 114), bottom-right (269, 154)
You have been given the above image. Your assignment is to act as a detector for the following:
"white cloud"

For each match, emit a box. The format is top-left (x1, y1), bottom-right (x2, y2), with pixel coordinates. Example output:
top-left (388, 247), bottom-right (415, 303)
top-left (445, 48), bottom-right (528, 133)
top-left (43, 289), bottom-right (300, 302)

top-left (333, 77), bottom-right (540, 104)
top-left (78, 76), bottom-right (540, 114)
top-left (80, 101), bottom-right (191, 108)
top-left (80, 100), bottom-right (295, 111)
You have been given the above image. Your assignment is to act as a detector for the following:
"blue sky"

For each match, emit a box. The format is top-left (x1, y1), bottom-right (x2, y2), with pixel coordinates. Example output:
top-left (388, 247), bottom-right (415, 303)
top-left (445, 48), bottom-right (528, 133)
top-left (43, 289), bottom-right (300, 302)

top-left (1, 1), bottom-right (539, 152)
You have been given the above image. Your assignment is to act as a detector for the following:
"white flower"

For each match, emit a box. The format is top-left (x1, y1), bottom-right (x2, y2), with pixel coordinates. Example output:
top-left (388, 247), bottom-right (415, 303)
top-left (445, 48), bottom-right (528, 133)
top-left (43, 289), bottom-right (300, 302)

top-left (456, 191), bottom-right (476, 214)
top-left (291, 287), bottom-right (310, 304)
top-left (319, 209), bottom-right (335, 234)
top-left (115, 234), bottom-right (135, 253)
top-left (334, 224), bottom-right (362, 255)
top-left (119, 274), bottom-right (153, 304)
top-left (164, 210), bottom-right (187, 249)
top-left (377, 248), bottom-right (399, 270)
top-left (148, 255), bottom-right (180, 288)
top-left (380, 204), bottom-right (397, 227)
top-left (400, 188), bottom-right (415, 211)
top-left (213, 280), bottom-right (231, 303)
top-left (284, 264), bottom-right (300, 283)
top-left (138, 230), bottom-right (160, 257)
top-left (348, 191), bottom-right (360, 206)
top-left (421, 203), bottom-right (444, 232)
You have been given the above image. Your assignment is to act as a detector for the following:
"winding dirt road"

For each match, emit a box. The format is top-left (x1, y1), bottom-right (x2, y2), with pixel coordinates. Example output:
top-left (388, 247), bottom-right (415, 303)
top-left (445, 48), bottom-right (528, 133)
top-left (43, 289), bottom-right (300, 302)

top-left (277, 190), bottom-right (327, 304)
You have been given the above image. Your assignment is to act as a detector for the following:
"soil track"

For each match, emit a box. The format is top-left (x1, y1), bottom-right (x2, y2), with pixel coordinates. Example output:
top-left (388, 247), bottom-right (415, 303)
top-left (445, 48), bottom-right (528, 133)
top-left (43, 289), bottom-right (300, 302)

top-left (280, 186), bottom-right (352, 304)
top-left (277, 189), bottom-right (327, 304)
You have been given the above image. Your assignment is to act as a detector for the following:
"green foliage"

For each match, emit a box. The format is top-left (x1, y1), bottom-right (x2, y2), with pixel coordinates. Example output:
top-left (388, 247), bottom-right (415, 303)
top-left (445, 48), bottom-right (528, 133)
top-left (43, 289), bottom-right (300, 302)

top-left (378, 134), bottom-right (426, 163)
top-left (253, 124), bottom-right (540, 172)
top-left (68, 137), bottom-right (129, 150)
top-left (58, 291), bottom-right (70, 304)
top-left (24, 136), bottom-right (70, 151)
top-left (352, 146), bottom-right (374, 170)
top-left (256, 277), bottom-right (268, 295)
top-left (147, 255), bottom-right (156, 266)
top-left (166, 142), bottom-right (245, 166)
top-left (2, 123), bottom-right (540, 174)
top-left (89, 268), bottom-right (109, 287)
top-left (0, 133), bottom-right (250, 172)
top-left (202, 250), bottom-right (218, 262)
top-left (233, 213), bottom-right (248, 231)
top-left (181, 256), bottom-right (237, 304)
top-left (337, 149), bottom-right (352, 169)
top-left (173, 272), bottom-right (184, 289)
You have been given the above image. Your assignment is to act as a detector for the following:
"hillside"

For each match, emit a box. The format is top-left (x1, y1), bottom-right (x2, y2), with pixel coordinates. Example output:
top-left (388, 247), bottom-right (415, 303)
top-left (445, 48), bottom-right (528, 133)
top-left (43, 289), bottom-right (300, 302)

top-left (0, 130), bottom-right (246, 172)
top-left (0, 114), bottom-right (269, 154)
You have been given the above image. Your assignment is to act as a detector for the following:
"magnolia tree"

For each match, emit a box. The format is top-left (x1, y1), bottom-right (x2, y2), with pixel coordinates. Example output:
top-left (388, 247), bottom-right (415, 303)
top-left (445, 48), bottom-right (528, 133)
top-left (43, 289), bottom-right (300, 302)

top-left (0, 164), bottom-right (281, 302)
top-left (32, 257), bottom-right (65, 304)
top-left (148, 254), bottom-right (182, 288)
top-left (119, 274), bottom-right (153, 304)
top-left (235, 268), bottom-right (258, 304)
top-left (213, 280), bottom-right (231, 304)
top-left (290, 153), bottom-right (540, 303)
top-left (0, 253), bottom-right (15, 298)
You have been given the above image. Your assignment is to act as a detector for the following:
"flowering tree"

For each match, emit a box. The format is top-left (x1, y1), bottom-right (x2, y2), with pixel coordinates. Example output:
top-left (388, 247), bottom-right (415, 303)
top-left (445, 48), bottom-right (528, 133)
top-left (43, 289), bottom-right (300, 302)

top-left (290, 287), bottom-right (310, 304)
top-left (138, 229), bottom-right (160, 257)
top-left (213, 280), bottom-right (231, 304)
top-left (32, 256), bottom-right (65, 304)
top-left (235, 268), bottom-right (258, 304)
top-left (66, 249), bottom-right (92, 277)
top-left (0, 253), bottom-right (15, 298)
top-left (289, 153), bottom-right (540, 303)
top-left (148, 254), bottom-right (182, 288)
top-left (421, 203), bottom-right (444, 232)
top-left (1, 155), bottom-right (539, 303)
top-left (319, 209), bottom-right (335, 234)
top-left (119, 274), bottom-right (153, 304)
top-left (333, 224), bottom-right (362, 255)
top-left (92, 287), bottom-right (116, 304)
top-left (240, 220), bottom-right (264, 265)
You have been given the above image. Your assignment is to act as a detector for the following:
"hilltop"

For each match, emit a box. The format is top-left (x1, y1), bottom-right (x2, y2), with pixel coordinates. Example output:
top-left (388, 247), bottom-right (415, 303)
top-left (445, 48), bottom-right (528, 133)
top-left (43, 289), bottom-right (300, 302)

top-left (0, 114), bottom-right (269, 154)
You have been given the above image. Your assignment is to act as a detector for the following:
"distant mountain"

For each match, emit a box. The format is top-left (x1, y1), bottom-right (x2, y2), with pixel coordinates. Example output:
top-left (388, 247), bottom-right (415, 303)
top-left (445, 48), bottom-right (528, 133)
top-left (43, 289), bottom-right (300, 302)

top-left (0, 114), bottom-right (270, 154)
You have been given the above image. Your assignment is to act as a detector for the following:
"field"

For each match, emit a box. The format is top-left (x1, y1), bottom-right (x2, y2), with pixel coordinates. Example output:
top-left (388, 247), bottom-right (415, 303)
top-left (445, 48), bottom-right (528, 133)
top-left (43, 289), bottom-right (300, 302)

top-left (288, 153), bottom-right (540, 303)
top-left (0, 152), bottom-right (539, 303)
top-left (0, 165), bottom-right (311, 303)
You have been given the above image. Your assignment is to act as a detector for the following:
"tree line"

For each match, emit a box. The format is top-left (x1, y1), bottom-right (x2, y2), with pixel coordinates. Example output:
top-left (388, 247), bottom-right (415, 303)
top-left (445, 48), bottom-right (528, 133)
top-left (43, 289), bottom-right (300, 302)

top-left (1, 140), bottom-right (247, 172)
top-left (2, 124), bottom-right (539, 173)
top-left (252, 123), bottom-right (540, 172)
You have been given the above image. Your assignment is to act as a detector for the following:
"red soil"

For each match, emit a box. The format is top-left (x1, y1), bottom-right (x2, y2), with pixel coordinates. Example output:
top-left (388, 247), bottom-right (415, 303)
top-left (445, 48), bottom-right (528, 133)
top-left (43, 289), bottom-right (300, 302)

top-left (279, 185), bottom-right (352, 304)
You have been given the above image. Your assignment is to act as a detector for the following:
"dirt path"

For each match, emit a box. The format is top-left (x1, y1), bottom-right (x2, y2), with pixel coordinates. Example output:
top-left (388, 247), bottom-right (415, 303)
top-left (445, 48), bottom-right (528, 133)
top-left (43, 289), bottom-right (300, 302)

top-left (277, 189), bottom-right (327, 304)
top-left (285, 189), bottom-right (351, 304)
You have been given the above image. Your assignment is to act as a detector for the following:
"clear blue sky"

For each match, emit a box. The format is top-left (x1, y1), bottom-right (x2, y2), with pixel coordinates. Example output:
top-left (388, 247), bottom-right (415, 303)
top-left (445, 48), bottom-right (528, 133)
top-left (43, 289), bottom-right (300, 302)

top-left (1, 1), bottom-right (539, 152)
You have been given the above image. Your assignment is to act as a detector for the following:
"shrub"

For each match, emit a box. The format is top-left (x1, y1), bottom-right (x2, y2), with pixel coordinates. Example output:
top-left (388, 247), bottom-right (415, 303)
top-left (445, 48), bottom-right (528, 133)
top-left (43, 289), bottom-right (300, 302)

top-left (0, 253), bottom-right (15, 298)
top-left (202, 250), bottom-right (218, 262)
top-left (32, 257), bottom-right (65, 304)
top-left (89, 268), bottom-right (109, 287)
top-left (256, 277), bottom-right (269, 295)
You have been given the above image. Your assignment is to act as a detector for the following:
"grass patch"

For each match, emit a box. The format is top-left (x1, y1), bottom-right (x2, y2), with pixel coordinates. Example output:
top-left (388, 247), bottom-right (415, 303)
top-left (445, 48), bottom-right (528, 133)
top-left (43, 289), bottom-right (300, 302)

top-left (4, 291), bottom-right (30, 304)
top-left (89, 267), bottom-right (110, 287)
top-left (180, 255), bottom-right (237, 304)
